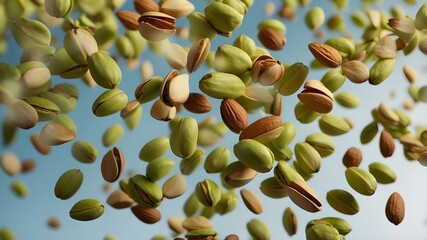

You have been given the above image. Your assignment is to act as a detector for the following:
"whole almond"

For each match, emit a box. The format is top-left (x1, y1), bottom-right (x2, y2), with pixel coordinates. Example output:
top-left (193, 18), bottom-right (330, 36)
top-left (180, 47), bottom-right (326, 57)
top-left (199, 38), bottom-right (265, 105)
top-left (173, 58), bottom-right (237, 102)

top-left (21, 160), bottom-right (37, 173)
top-left (380, 130), bottom-right (395, 158)
top-left (240, 189), bottom-right (263, 214)
top-left (220, 99), bottom-right (248, 133)
top-left (308, 42), bottom-right (342, 68)
top-left (116, 10), bottom-right (140, 30)
top-left (134, 0), bottom-right (159, 14)
top-left (297, 80), bottom-right (334, 113)
top-left (183, 93), bottom-right (212, 114)
top-left (385, 192), bottom-right (405, 225)
top-left (342, 147), bottom-right (362, 168)
top-left (258, 28), bottom-right (286, 50)
top-left (240, 116), bottom-right (283, 142)
top-left (131, 205), bottom-right (161, 224)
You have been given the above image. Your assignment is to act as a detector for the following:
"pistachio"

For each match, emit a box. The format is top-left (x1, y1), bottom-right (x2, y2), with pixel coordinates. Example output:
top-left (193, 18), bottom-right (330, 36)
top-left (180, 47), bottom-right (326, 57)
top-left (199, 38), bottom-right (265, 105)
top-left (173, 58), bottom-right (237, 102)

top-left (25, 96), bottom-right (60, 121)
top-left (187, 38), bottom-right (210, 73)
top-left (0, 152), bottom-right (21, 176)
top-left (233, 34), bottom-right (256, 56)
top-left (334, 91), bottom-right (360, 108)
top-left (320, 69), bottom-right (346, 93)
top-left (195, 179), bottom-right (222, 207)
top-left (128, 174), bottom-right (163, 208)
top-left (214, 45), bottom-right (252, 75)
top-left (251, 55), bottom-right (284, 86)
top-left (234, 139), bottom-right (274, 173)
top-left (69, 199), bottom-right (104, 221)
top-left (368, 162), bottom-right (396, 184)
top-left (282, 207), bottom-right (297, 236)
top-left (294, 101), bottom-right (321, 124)
top-left (167, 216), bottom-right (185, 233)
top-left (160, 69), bottom-right (190, 107)
top-left (305, 133), bottom-right (335, 157)
top-left (342, 147), bottom-right (362, 168)
top-left (102, 124), bottom-right (124, 147)
top-left (308, 42), bottom-right (342, 68)
top-left (187, 12), bottom-right (217, 42)
top-left (17, 61), bottom-right (51, 89)
top-left (71, 140), bottom-right (98, 164)
top-left (369, 58), bottom-right (396, 85)
top-left (305, 7), bottom-right (325, 30)
top-left (150, 98), bottom-right (177, 121)
top-left (326, 189), bottom-right (359, 215)
top-left (374, 36), bottom-right (397, 59)
top-left (221, 161), bottom-right (258, 188)
top-left (11, 180), bottom-right (28, 198)
top-left (204, 2), bottom-right (243, 36)
top-left (160, 0), bottom-right (195, 18)
top-left (240, 189), bottom-right (263, 214)
top-left (388, 17), bottom-right (416, 43)
top-left (106, 189), bottom-right (134, 209)
top-left (64, 28), bottom-right (98, 64)
top-left (306, 220), bottom-right (342, 240)
top-left (183, 217), bottom-right (213, 231)
top-left (139, 136), bottom-right (170, 162)
top-left (54, 169), bottom-right (83, 200)
top-left (385, 192), bottom-right (405, 225)
top-left (318, 114), bottom-right (351, 136)
top-left (298, 80), bottom-right (334, 113)
top-left (135, 76), bottom-right (163, 104)
top-left (294, 142), bottom-right (322, 174)
top-left (146, 157), bottom-right (175, 182)
top-left (131, 206), bottom-right (161, 224)
top-left (39, 121), bottom-right (75, 146)
top-left (259, 177), bottom-right (288, 199)
top-left (92, 89), bottom-right (128, 117)
top-left (199, 72), bottom-right (246, 99)
top-left (204, 147), bottom-right (230, 173)
top-left (87, 51), bottom-right (122, 89)
top-left (6, 99), bottom-right (38, 129)
top-left (345, 167), bottom-right (377, 196)
top-left (215, 190), bottom-right (238, 215)
top-left (247, 219), bottom-right (270, 240)
top-left (162, 174), bottom-right (187, 199)
top-left (164, 43), bottom-right (188, 70)
top-left (170, 117), bottom-right (198, 158)
top-left (320, 217), bottom-right (352, 236)
top-left (274, 62), bottom-right (309, 96)
top-left (360, 121), bottom-right (379, 144)
top-left (183, 193), bottom-right (204, 216)
top-left (121, 100), bottom-right (142, 130)
top-left (101, 147), bottom-right (125, 183)
top-left (138, 12), bottom-right (176, 41)
top-left (11, 17), bottom-right (51, 49)
top-left (0, 228), bottom-right (15, 240)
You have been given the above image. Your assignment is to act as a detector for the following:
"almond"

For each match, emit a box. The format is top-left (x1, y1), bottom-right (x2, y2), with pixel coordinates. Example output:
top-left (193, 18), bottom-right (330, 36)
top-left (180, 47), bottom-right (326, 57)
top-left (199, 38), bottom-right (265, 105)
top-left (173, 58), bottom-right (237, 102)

top-left (239, 115), bottom-right (283, 142)
top-left (308, 42), bottom-right (342, 68)
top-left (385, 192), bottom-right (405, 225)
top-left (116, 10), bottom-right (140, 30)
top-left (184, 93), bottom-right (212, 114)
top-left (220, 99), bottom-right (248, 133)
top-left (380, 130), bottom-right (395, 158)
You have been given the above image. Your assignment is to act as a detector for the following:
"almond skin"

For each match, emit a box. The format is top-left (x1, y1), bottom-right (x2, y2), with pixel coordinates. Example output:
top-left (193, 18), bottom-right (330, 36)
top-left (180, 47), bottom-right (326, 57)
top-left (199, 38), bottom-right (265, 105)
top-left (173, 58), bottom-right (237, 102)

top-left (380, 130), bottom-right (395, 158)
top-left (385, 192), bottom-right (405, 225)
top-left (116, 10), bottom-right (140, 30)
top-left (240, 115), bottom-right (282, 141)
top-left (220, 99), bottom-right (248, 133)
top-left (184, 93), bottom-right (212, 114)
top-left (308, 42), bottom-right (342, 68)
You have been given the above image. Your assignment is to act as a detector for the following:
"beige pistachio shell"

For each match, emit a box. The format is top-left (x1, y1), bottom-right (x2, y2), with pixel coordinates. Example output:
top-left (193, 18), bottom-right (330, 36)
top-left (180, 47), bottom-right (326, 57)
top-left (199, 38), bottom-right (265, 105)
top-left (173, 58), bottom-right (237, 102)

top-left (101, 147), bottom-right (126, 183)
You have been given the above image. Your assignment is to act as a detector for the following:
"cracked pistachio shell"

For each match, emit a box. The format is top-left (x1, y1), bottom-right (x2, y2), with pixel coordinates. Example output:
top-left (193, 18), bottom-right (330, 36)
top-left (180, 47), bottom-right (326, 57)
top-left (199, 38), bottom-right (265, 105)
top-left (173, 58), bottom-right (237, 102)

top-left (294, 101), bottom-right (321, 124)
top-left (187, 12), bottom-right (217, 42)
top-left (180, 148), bottom-right (204, 175)
top-left (305, 133), bottom-right (335, 157)
top-left (52, 114), bottom-right (76, 134)
top-left (101, 147), bottom-right (125, 183)
top-left (233, 34), bottom-right (256, 56)
top-left (11, 17), bottom-right (51, 49)
top-left (162, 174), bottom-right (187, 199)
top-left (17, 61), bottom-right (51, 89)
top-left (164, 43), bottom-right (188, 70)
top-left (20, 44), bottom-right (56, 64)
top-left (146, 157), bottom-right (175, 182)
top-left (54, 169), bottom-right (83, 200)
top-left (286, 180), bottom-right (322, 212)
top-left (374, 36), bottom-right (397, 59)
top-left (102, 124), bottom-right (123, 147)
top-left (214, 45), bottom-right (252, 75)
top-left (187, 38), bottom-right (211, 73)
top-left (234, 139), bottom-right (275, 173)
top-left (7, 99), bottom-right (38, 129)
top-left (71, 141), bottom-right (98, 164)
top-left (214, 192), bottom-right (237, 215)
top-left (204, 147), bottom-right (230, 173)
top-left (25, 96), bottom-right (60, 121)
top-left (160, 70), bottom-right (190, 107)
top-left (39, 92), bottom-right (76, 114)
top-left (251, 54), bottom-right (284, 86)
top-left (185, 229), bottom-right (218, 240)
top-left (205, 2), bottom-right (243, 36)
top-left (326, 189), bottom-right (359, 215)
top-left (306, 220), bottom-right (342, 240)
top-left (274, 160), bottom-right (305, 187)
top-left (39, 121), bottom-right (75, 146)
top-left (11, 180), bottom-right (28, 198)
top-left (283, 207), bottom-right (297, 236)
top-left (345, 167), bottom-right (377, 196)
top-left (274, 62), bottom-right (309, 96)
top-left (334, 91), bottom-right (360, 108)
top-left (297, 80), bottom-right (334, 114)
top-left (320, 69), bottom-right (346, 93)
top-left (260, 176), bottom-right (288, 199)
top-left (368, 162), bottom-right (396, 184)
top-left (319, 114), bottom-right (351, 136)
top-left (45, 0), bottom-right (73, 18)
top-left (247, 219), bottom-right (270, 240)
top-left (138, 12), bottom-right (176, 41)
top-left (295, 142), bottom-right (322, 174)
top-left (199, 72), bottom-right (245, 99)
top-left (197, 122), bottom-right (228, 147)
top-left (360, 121), bottom-right (378, 144)
top-left (0, 228), bottom-right (15, 240)
top-left (221, 0), bottom-right (247, 15)
top-left (305, 7), bottom-right (325, 30)
top-left (388, 17), bottom-right (416, 43)
top-left (49, 48), bottom-right (88, 79)
top-left (150, 98), bottom-right (176, 121)
top-left (92, 89), bottom-right (128, 117)
top-left (106, 189), bottom-right (134, 209)
top-left (369, 58), bottom-right (396, 85)
top-left (135, 76), bottom-right (163, 104)
top-left (69, 199), bottom-right (104, 221)
top-left (170, 117), bottom-right (198, 158)
top-left (139, 136), bottom-right (170, 162)
top-left (221, 161), bottom-right (258, 188)
top-left (342, 61), bottom-right (368, 84)
top-left (415, 3), bottom-right (427, 30)
top-left (121, 101), bottom-right (142, 130)
top-left (320, 217), bottom-right (352, 236)
top-left (88, 52), bottom-right (122, 89)
top-left (129, 174), bottom-right (163, 208)
top-left (240, 189), bottom-right (263, 214)
top-left (195, 179), bottom-right (222, 207)
top-left (64, 28), bottom-right (98, 64)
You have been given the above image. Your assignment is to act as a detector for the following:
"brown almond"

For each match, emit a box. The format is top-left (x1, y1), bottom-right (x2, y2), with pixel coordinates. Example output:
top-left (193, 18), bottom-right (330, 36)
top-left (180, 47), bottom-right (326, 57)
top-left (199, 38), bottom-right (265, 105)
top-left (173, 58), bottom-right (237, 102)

top-left (380, 130), bottom-right (395, 158)
top-left (308, 42), bottom-right (342, 68)
top-left (101, 147), bottom-right (126, 183)
top-left (239, 116), bottom-right (283, 143)
top-left (116, 10), bottom-right (140, 30)
top-left (131, 205), bottom-right (161, 224)
top-left (21, 160), bottom-right (37, 173)
top-left (240, 189), bottom-right (263, 214)
top-left (220, 99), bottom-right (249, 133)
top-left (403, 65), bottom-right (417, 83)
top-left (30, 134), bottom-right (51, 155)
top-left (120, 100), bottom-right (141, 119)
top-left (183, 93), bottom-right (212, 114)
top-left (107, 189), bottom-right (135, 209)
top-left (47, 217), bottom-right (61, 229)
top-left (134, 0), bottom-right (159, 14)
top-left (385, 192), bottom-right (405, 225)
top-left (225, 234), bottom-right (240, 240)
top-left (258, 28), bottom-right (286, 50)
top-left (342, 147), bottom-right (362, 168)
top-left (297, 80), bottom-right (334, 113)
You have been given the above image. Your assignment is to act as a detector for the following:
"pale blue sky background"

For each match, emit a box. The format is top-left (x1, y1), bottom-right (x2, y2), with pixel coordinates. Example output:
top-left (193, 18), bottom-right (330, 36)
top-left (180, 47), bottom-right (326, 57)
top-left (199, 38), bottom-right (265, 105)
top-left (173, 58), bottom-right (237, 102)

top-left (1, 0), bottom-right (427, 239)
